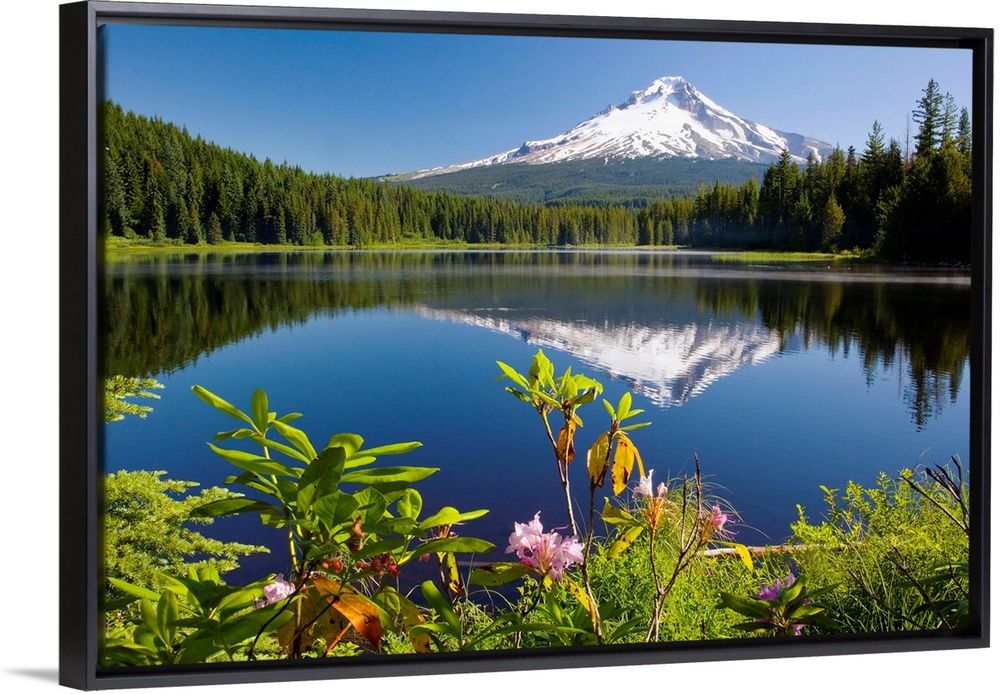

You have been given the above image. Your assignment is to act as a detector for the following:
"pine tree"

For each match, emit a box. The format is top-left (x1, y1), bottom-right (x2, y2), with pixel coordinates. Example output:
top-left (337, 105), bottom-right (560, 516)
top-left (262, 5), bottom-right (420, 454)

top-left (863, 121), bottom-right (886, 161)
top-left (206, 211), bottom-right (223, 245)
top-left (104, 375), bottom-right (164, 422)
top-left (819, 194), bottom-right (846, 251)
top-left (913, 79), bottom-right (945, 157)
top-left (956, 107), bottom-right (972, 177)
top-left (941, 93), bottom-right (958, 150)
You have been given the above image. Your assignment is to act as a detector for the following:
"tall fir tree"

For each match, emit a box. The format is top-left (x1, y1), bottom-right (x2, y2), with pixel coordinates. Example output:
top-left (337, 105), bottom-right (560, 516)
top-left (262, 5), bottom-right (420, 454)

top-left (913, 79), bottom-right (945, 157)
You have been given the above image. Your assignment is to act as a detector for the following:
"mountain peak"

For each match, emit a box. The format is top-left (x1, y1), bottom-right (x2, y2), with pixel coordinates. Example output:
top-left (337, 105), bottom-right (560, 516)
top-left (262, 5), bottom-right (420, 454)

top-left (404, 76), bottom-right (833, 179)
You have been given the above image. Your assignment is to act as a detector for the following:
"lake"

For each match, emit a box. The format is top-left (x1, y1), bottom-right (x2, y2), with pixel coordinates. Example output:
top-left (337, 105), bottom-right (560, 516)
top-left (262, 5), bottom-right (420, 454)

top-left (102, 249), bottom-right (971, 584)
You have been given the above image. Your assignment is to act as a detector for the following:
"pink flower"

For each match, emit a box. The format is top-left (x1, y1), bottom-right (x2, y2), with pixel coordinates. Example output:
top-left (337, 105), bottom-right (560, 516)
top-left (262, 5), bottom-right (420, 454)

top-left (507, 512), bottom-right (546, 555)
top-left (633, 469), bottom-right (655, 500)
top-left (255, 573), bottom-right (294, 609)
top-left (756, 573), bottom-right (796, 602)
top-left (505, 512), bottom-right (584, 581)
top-left (710, 504), bottom-right (728, 530)
top-left (756, 573), bottom-right (808, 635)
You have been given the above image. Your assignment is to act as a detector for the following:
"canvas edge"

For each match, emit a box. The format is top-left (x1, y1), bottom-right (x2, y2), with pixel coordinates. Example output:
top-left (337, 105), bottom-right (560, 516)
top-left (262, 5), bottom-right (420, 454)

top-left (60, 1), bottom-right (100, 690)
top-left (58, 1), bottom-right (993, 690)
top-left (968, 22), bottom-right (993, 654)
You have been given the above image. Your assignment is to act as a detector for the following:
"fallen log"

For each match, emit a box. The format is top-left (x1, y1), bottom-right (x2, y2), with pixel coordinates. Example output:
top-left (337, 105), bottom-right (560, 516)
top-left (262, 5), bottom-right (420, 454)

top-left (703, 543), bottom-right (844, 558)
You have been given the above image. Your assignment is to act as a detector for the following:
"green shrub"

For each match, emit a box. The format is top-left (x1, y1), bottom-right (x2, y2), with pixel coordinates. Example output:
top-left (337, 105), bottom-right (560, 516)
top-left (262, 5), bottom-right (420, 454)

top-left (104, 470), bottom-right (267, 602)
top-left (789, 458), bottom-right (969, 632)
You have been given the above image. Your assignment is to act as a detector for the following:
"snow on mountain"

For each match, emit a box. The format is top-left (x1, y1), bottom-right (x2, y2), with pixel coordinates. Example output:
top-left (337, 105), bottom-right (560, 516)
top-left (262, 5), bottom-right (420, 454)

top-left (410, 76), bottom-right (833, 179)
top-left (411, 305), bottom-right (781, 408)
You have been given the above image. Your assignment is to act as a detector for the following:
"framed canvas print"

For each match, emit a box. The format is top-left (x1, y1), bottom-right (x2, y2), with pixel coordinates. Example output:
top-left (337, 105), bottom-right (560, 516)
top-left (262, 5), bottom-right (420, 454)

top-left (59, 0), bottom-right (992, 690)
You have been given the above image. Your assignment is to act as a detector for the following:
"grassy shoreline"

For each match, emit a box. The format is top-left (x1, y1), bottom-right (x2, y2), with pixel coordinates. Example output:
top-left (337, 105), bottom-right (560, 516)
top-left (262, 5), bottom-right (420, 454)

top-left (105, 239), bottom-right (971, 269)
top-left (709, 250), bottom-right (864, 263)
top-left (104, 237), bottom-right (686, 255)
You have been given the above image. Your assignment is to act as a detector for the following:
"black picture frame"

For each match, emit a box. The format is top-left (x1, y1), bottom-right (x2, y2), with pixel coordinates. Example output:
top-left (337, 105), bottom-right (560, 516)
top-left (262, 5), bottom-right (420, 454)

top-left (59, 1), bottom-right (992, 690)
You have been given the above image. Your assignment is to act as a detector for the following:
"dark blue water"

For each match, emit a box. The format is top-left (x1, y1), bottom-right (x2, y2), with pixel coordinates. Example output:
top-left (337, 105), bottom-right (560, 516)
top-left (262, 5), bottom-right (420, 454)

top-left (102, 250), bottom-right (971, 584)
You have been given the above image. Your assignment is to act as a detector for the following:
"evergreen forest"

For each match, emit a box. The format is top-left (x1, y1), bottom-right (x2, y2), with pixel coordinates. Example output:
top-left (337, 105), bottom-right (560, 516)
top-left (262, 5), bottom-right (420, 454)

top-left (102, 79), bottom-right (972, 261)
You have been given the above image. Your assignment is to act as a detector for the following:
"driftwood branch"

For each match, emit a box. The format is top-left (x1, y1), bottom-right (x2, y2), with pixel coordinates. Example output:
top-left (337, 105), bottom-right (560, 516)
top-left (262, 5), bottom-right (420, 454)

top-left (702, 543), bottom-right (845, 559)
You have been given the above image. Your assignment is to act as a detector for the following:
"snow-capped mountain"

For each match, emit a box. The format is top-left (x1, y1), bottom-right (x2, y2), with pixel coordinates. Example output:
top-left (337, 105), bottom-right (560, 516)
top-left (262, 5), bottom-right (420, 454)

top-left (409, 76), bottom-right (832, 179)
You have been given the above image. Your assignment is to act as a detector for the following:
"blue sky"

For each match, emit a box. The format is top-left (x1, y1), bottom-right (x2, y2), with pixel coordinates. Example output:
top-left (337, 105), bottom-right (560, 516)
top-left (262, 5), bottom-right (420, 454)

top-left (101, 23), bottom-right (972, 178)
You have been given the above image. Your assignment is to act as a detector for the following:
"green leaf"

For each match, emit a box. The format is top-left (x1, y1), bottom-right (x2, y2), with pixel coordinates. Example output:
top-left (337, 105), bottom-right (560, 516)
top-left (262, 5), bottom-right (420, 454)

top-left (352, 441), bottom-right (422, 459)
top-left (250, 389), bottom-right (269, 431)
top-left (340, 466), bottom-right (438, 487)
top-left (299, 446), bottom-right (346, 496)
top-left (312, 492), bottom-right (360, 528)
top-left (496, 361), bottom-right (529, 389)
top-left (373, 517), bottom-right (418, 535)
top-left (276, 412), bottom-right (303, 424)
top-left (270, 420), bottom-right (317, 462)
top-left (327, 433), bottom-right (364, 458)
top-left (601, 498), bottom-right (640, 527)
top-left (139, 599), bottom-right (160, 640)
top-left (188, 498), bottom-right (276, 519)
top-left (207, 443), bottom-right (296, 478)
top-left (608, 525), bottom-right (644, 558)
top-left (352, 487), bottom-right (388, 525)
top-left (192, 386), bottom-right (255, 427)
top-left (574, 387), bottom-right (599, 406)
top-left (717, 592), bottom-right (773, 620)
top-left (397, 489), bottom-right (423, 520)
top-left (790, 605), bottom-right (826, 620)
top-left (156, 590), bottom-right (178, 646)
top-left (469, 563), bottom-right (534, 586)
top-left (535, 391), bottom-right (562, 410)
top-left (779, 577), bottom-right (807, 604)
top-left (213, 428), bottom-right (255, 442)
top-left (556, 366), bottom-right (573, 399)
top-left (620, 422), bottom-right (652, 432)
top-left (223, 472), bottom-right (279, 497)
top-left (417, 506), bottom-right (489, 531)
top-left (616, 392), bottom-right (632, 421)
top-left (529, 350), bottom-right (554, 389)
top-left (504, 386), bottom-right (531, 403)
top-left (603, 399), bottom-right (616, 419)
top-left (249, 434), bottom-right (311, 465)
top-left (420, 581), bottom-right (460, 636)
top-left (107, 577), bottom-right (160, 602)
top-left (418, 537), bottom-right (495, 555)
top-left (275, 478), bottom-right (299, 504)
top-left (353, 537), bottom-right (408, 559)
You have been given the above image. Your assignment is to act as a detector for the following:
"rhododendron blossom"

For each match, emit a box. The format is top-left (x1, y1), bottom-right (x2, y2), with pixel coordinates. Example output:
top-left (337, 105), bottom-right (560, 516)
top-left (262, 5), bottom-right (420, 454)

top-left (756, 573), bottom-right (809, 635)
top-left (506, 512), bottom-right (584, 581)
top-left (255, 573), bottom-right (294, 609)
top-left (633, 470), bottom-right (671, 528)
top-left (756, 573), bottom-right (797, 602)
top-left (710, 504), bottom-right (728, 530)
top-left (634, 469), bottom-right (656, 500)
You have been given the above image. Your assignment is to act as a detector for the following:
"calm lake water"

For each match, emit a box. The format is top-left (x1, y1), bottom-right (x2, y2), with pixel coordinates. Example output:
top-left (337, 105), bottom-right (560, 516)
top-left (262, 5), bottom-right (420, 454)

top-left (102, 250), bottom-right (971, 583)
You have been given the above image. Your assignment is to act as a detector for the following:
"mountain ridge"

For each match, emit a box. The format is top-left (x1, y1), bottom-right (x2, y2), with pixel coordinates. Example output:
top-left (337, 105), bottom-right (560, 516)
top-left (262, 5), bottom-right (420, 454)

top-left (397, 76), bottom-right (833, 182)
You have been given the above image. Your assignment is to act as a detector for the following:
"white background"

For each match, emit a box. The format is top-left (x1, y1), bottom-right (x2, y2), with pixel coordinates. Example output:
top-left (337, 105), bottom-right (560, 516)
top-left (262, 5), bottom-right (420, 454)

top-left (1, 1), bottom-right (995, 692)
